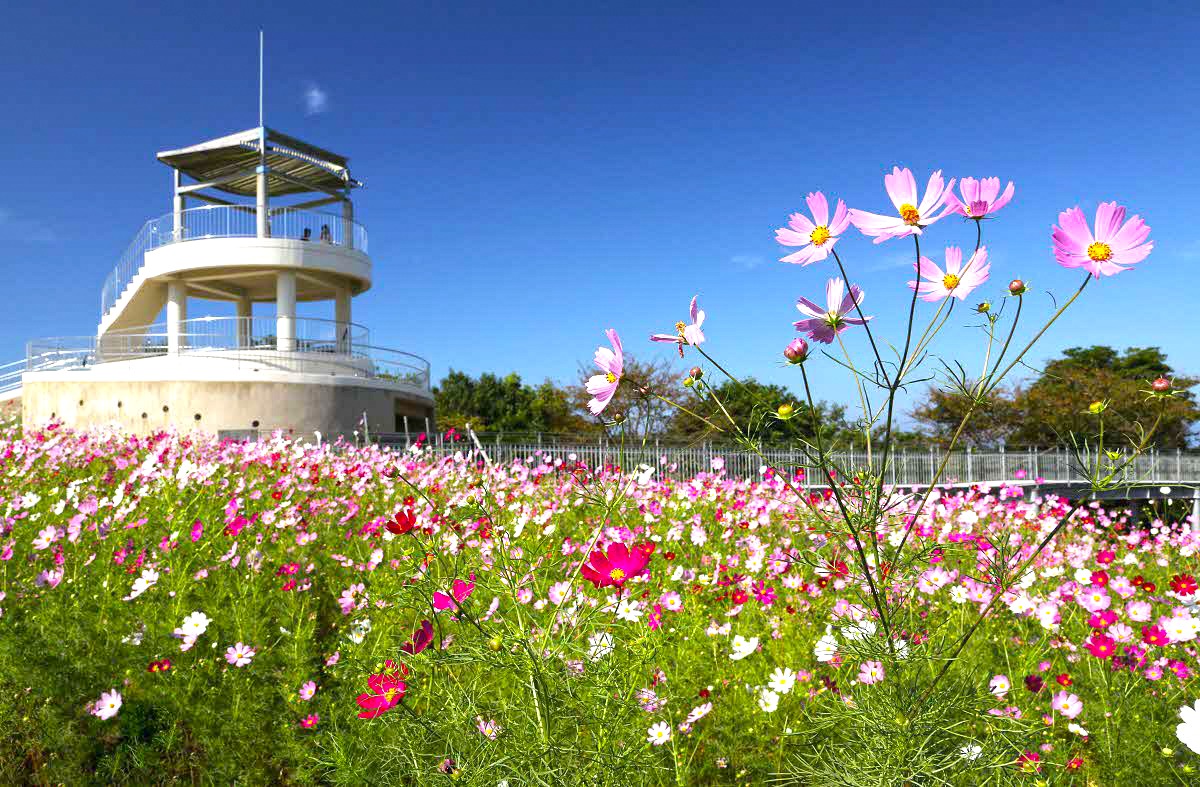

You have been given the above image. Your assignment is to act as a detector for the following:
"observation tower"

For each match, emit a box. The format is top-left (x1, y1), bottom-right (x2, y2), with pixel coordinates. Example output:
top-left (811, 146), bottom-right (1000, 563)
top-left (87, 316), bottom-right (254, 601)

top-left (1, 126), bottom-right (434, 438)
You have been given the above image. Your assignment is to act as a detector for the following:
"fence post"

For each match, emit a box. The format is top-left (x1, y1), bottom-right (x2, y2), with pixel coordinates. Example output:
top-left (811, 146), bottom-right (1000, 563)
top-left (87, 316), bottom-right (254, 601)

top-left (403, 415), bottom-right (410, 448)
top-left (966, 445), bottom-right (973, 481)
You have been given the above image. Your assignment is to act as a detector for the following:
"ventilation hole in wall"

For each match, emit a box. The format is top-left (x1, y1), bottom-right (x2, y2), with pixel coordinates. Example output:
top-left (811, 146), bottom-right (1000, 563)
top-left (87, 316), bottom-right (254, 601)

top-left (141, 412), bottom-right (148, 419)
top-left (194, 413), bottom-right (202, 421)
top-left (116, 401), bottom-right (123, 408)
top-left (78, 399), bottom-right (84, 406)
top-left (251, 420), bottom-right (260, 428)
top-left (50, 412), bottom-right (56, 419)
top-left (162, 405), bottom-right (170, 413)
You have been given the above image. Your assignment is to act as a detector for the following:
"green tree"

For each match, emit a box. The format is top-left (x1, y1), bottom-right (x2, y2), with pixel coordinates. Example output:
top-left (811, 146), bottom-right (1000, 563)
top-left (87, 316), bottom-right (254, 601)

top-left (665, 376), bottom-right (850, 446)
top-left (433, 370), bottom-right (591, 434)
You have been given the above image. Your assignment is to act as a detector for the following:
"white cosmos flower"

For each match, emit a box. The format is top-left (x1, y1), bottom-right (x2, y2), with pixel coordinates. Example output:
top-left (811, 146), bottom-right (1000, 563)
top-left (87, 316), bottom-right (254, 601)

top-left (768, 667), bottom-right (797, 695)
top-left (814, 633), bottom-right (838, 663)
top-left (616, 598), bottom-right (643, 622)
top-left (729, 635), bottom-right (759, 660)
top-left (758, 688), bottom-right (780, 713)
top-left (646, 721), bottom-right (671, 745)
top-left (1178, 699), bottom-right (1200, 754)
top-left (959, 744), bottom-right (982, 761)
top-left (843, 619), bottom-right (876, 641)
top-left (179, 611), bottom-right (211, 636)
top-left (588, 632), bottom-right (614, 662)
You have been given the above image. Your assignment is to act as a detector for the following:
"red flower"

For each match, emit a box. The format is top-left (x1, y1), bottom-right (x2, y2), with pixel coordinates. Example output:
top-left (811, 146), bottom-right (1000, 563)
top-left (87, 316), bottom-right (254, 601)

top-left (1066, 756), bottom-right (1084, 771)
top-left (1090, 570), bottom-right (1109, 587)
top-left (386, 507), bottom-right (416, 536)
top-left (1142, 624), bottom-right (1170, 647)
top-left (147, 658), bottom-right (172, 673)
top-left (400, 619), bottom-right (434, 655)
top-left (1017, 750), bottom-right (1041, 773)
top-left (1142, 581), bottom-right (1158, 594)
top-left (1170, 574), bottom-right (1199, 596)
top-left (580, 543), bottom-right (651, 588)
top-left (1055, 673), bottom-right (1073, 687)
top-left (356, 668), bottom-right (407, 719)
top-left (1084, 633), bottom-right (1116, 659)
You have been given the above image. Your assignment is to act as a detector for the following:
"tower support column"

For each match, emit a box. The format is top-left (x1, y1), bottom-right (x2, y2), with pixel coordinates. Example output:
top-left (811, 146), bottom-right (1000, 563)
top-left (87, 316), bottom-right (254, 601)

top-left (342, 196), bottom-right (354, 250)
top-left (276, 271), bottom-right (296, 352)
top-left (166, 280), bottom-right (187, 355)
top-left (335, 287), bottom-right (351, 353)
top-left (236, 296), bottom-right (253, 347)
top-left (256, 164), bottom-right (270, 238)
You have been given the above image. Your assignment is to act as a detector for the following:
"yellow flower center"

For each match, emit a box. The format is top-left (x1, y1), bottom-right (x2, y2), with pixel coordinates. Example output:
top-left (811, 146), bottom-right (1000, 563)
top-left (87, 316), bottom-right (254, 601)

top-left (609, 568), bottom-right (626, 581)
top-left (942, 273), bottom-right (960, 290)
top-left (899, 203), bottom-right (920, 224)
top-left (605, 372), bottom-right (617, 384)
top-left (1087, 241), bottom-right (1112, 262)
top-left (384, 688), bottom-right (398, 702)
top-left (675, 320), bottom-right (687, 338)
top-left (809, 226), bottom-right (831, 246)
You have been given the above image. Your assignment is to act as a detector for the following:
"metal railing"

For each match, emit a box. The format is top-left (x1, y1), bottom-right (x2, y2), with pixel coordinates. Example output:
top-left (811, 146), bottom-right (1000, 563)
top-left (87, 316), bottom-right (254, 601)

top-left (100, 205), bottom-right (369, 318)
top-left (378, 433), bottom-right (1200, 486)
top-left (22, 317), bottom-right (430, 392)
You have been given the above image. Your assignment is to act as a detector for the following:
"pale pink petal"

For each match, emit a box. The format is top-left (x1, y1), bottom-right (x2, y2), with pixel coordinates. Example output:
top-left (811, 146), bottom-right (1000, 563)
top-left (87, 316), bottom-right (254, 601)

top-left (991, 181), bottom-right (1015, 213)
top-left (806, 192), bottom-right (829, 227)
top-left (775, 227), bottom-right (812, 247)
top-left (829, 199), bottom-right (850, 235)
top-left (787, 211), bottom-right (816, 235)
top-left (825, 278), bottom-right (846, 313)
top-left (795, 297), bottom-right (826, 318)
top-left (943, 246), bottom-right (963, 275)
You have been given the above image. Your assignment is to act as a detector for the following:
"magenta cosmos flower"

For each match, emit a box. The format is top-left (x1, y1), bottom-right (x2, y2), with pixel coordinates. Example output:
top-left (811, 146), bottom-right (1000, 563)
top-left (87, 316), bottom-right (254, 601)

top-left (400, 619), bottom-right (434, 655)
top-left (1052, 202), bottom-right (1152, 277)
top-left (585, 329), bottom-right (623, 415)
top-left (908, 246), bottom-right (991, 302)
top-left (849, 167), bottom-right (955, 243)
top-left (432, 578), bottom-right (475, 611)
top-left (793, 278), bottom-right (872, 344)
top-left (356, 666), bottom-right (407, 719)
top-left (944, 177), bottom-right (1015, 219)
top-left (650, 295), bottom-right (705, 354)
top-left (581, 542), bottom-right (652, 588)
top-left (774, 192), bottom-right (851, 265)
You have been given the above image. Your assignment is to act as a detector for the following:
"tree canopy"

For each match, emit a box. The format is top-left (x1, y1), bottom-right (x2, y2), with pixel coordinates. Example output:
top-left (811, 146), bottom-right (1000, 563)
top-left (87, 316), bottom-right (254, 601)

top-left (911, 345), bottom-right (1199, 448)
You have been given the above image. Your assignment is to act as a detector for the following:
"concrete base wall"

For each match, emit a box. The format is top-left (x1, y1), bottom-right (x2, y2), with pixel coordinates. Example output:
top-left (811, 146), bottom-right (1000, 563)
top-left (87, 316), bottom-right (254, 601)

top-left (21, 377), bottom-right (434, 440)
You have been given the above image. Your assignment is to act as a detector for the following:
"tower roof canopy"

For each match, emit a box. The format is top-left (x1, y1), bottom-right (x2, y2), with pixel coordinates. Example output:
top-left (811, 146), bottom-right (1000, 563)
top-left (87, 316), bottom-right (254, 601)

top-left (157, 127), bottom-right (361, 197)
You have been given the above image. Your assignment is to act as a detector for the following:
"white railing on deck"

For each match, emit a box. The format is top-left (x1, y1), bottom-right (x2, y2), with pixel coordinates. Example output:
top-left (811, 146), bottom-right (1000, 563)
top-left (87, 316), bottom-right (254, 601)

top-left (100, 206), bottom-right (368, 318)
top-left (24, 317), bottom-right (429, 392)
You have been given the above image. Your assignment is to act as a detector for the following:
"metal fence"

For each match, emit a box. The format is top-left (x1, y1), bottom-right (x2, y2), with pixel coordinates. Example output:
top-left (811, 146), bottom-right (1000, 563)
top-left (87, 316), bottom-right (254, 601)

top-left (100, 205), bottom-right (368, 317)
top-left (371, 431), bottom-right (1200, 486)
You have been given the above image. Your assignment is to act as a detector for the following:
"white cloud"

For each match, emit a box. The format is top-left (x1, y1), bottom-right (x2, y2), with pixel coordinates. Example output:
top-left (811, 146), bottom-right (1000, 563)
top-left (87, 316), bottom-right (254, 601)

top-left (304, 83), bottom-right (329, 115)
top-left (730, 253), bottom-right (766, 269)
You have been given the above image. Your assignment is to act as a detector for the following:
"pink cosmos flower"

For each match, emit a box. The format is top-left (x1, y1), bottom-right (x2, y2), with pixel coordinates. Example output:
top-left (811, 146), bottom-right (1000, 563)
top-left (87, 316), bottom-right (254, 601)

top-left (943, 177), bottom-right (1015, 219)
top-left (299, 681), bottom-right (318, 701)
top-left (91, 689), bottom-right (122, 720)
top-left (1052, 202), bottom-right (1152, 277)
top-left (585, 329), bottom-right (623, 415)
top-left (581, 542), bottom-right (652, 588)
top-left (774, 192), bottom-right (851, 266)
top-left (1051, 691), bottom-right (1083, 719)
top-left (400, 619), bottom-right (435, 654)
top-left (849, 167), bottom-right (955, 243)
top-left (433, 579), bottom-right (476, 611)
top-left (356, 667), bottom-right (407, 719)
top-left (857, 660), bottom-right (885, 685)
top-left (299, 713), bottom-right (319, 729)
top-left (793, 278), bottom-right (872, 344)
top-left (1083, 632), bottom-right (1116, 659)
top-left (225, 642), bottom-right (256, 667)
top-left (650, 295), bottom-right (705, 354)
top-left (908, 247), bottom-right (990, 302)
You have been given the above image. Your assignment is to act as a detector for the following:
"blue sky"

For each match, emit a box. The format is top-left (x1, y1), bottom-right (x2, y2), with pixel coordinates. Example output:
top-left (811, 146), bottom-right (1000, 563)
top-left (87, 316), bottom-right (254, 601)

top-left (2, 1), bottom-right (1198, 425)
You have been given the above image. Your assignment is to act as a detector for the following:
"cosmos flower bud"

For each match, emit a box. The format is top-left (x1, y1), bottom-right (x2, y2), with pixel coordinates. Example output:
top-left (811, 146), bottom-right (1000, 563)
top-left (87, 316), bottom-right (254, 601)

top-left (976, 301), bottom-right (991, 314)
top-left (783, 339), bottom-right (809, 364)
top-left (682, 376), bottom-right (695, 388)
top-left (1152, 376), bottom-right (1172, 393)
top-left (1088, 401), bottom-right (1106, 415)
top-left (1008, 279), bottom-right (1027, 296)
top-left (689, 366), bottom-right (704, 380)
top-left (777, 403), bottom-right (795, 419)
top-left (612, 411), bottom-right (626, 424)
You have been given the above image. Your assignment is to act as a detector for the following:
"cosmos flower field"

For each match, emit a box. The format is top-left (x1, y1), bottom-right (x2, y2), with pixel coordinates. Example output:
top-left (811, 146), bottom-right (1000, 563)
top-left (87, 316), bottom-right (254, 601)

top-left (1, 424), bottom-right (1198, 785)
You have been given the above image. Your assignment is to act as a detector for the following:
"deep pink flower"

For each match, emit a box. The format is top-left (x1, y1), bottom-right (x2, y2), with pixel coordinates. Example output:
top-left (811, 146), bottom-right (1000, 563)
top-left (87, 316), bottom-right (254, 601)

top-left (849, 167), bottom-right (955, 243)
top-left (400, 619), bottom-right (435, 654)
top-left (1052, 202), bottom-right (1152, 277)
top-left (432, 579), bottom-right (475, 611)
top-left (585, 329), bottom-right (623, 415)
top-left (299, 713), bottom-right (319, 729)
top-left (356, 668), bottom-right (407, 719)
top-left (908, 247), bottom-right (990, 302)
top-left (774, 192), bottom-right (851, 266)
top-left (650, 296), bottom-right (706, 352)
top-left (943, 177), bottom-right (1014, 219)
top-left (793, 278), bottom-right (871, 344)
top-left (581, 542), bottom-right (652, 588)
top-left (1083, 632), bottom-right (1116, 659)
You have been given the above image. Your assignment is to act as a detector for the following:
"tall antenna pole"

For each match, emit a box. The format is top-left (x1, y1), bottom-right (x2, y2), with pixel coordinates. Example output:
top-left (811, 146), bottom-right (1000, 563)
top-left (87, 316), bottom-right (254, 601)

top-left (258, 30), bottom-right (264, 128)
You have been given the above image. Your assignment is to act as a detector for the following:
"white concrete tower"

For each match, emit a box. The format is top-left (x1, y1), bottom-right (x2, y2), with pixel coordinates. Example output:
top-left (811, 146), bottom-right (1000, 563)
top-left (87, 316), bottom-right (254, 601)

top-left (17, 127), bottom-right (434, 438)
